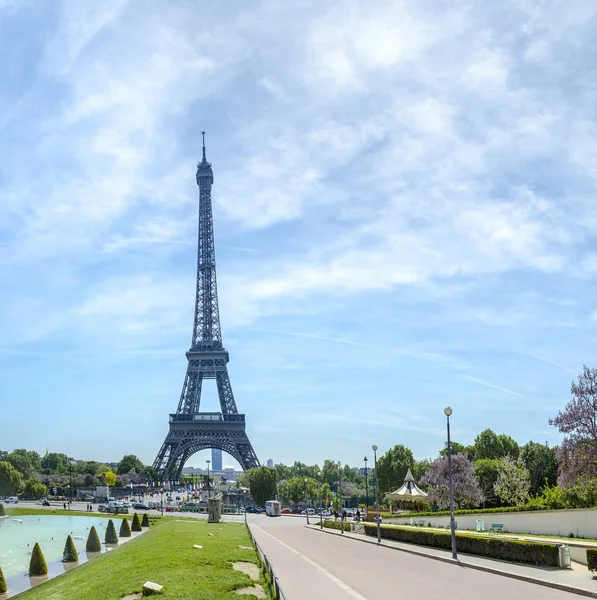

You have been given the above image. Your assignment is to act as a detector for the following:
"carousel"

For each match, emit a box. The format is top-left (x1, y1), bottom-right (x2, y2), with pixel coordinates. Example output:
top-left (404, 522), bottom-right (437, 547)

top-left (386, 467), bottom-right (429, 513)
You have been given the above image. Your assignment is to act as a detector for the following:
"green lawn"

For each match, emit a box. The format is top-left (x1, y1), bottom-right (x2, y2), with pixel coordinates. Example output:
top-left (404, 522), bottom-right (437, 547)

top-left (18, 519), bottom-right (271, 599)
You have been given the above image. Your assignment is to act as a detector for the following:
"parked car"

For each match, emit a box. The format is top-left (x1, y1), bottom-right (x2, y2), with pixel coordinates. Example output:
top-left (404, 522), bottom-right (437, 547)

top-left (321, 510), bottom-right (332, 517)
top-left (97, 504), bottom-right (108, 513)
top-left (247, 507), bottom-right (260, 514)
top-left (280, 508), bottom-right (292, 514)
top-left (133, 503), bottom-right (149, 510)
top-left (5, 497), bottom-right (18, 504)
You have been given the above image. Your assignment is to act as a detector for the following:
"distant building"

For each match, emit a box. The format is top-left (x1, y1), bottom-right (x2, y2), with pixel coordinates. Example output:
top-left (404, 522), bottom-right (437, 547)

top-left (212, 448), bottom-right (223, 471)
top-left (266, 458), bottom-right (274, 468)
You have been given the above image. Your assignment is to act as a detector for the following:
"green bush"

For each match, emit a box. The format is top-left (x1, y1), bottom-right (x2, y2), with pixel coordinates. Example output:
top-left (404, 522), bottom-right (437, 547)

top-left (322, 520), bottom-right (351, 532)
top-left (363, 524), bottom-right (559, 567)
top-left (105, 519), bottom-right (118, 544)
top-left (0, 566), bottom-right (6, 593)
top-left (86, 526), bottom-right (102, 552)
top-left (29, 542), bottom-right (48, 575)
top-left (587, 548), bottom-right (597, 572)
top-left (131, 513), bottom-right (142, 532)
top-left (120, 517), bottom-right (132, 537)
top-left (62, 534), bottom-right (79, 562)
top-left (142, 513), bottom-right (150, 527)
top-left (0, 503), bottom-right (5, 517)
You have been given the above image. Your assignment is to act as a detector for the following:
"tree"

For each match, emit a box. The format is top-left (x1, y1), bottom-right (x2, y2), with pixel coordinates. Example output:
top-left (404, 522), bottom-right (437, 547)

top-left (0, 566), bottom-right (6, 593)
top-left (550, 366), bottom-right (597, 488)
top-left (439, 442), bottom-right (474, 460)
top-left (4, 449), bottom-right (41, 479)
top-left (244, 467), bottom-right (278, 507)
top-left (87, 526), bottom-right (101, 552)
top-left (284, 477), bottom-right (308, 506)
top-left (497, 434), bottom-right (520, 460)
top-left (321, 460), bottom-right (341, 487)
top-left (62, 535), bottom-right (78, 562)
top-left (412, 458), bottom-right (432, 484)
top-left (493, 457), bottom-right (531, 506)
top-left (142, 513), bottom-right (150, 527)
top-left (22, 477), bottom-right (48, 499)
top-left (421, 454), bottom-right (484, 509)
top-left (41, 453), bottom-right (70, 475)
top-left (320, 483), bottom-right (332, 507)
top-left (0, 503), bottom-right (4, 517)
top-left (117, 455), bottom-right (145, 475)
top-left (119, 518), bottom-right (131, 537)
top-left (474, 459), bottom-right (501, 507)
top-left (274, 463), bottom-right (292, 481)
top-left (376, 445), bottom-right (414, 496)
top-left (473, 429), bottom-right (519, 461)
top-left (519, 441), bottom-right (558, 496)
top-left (131, 513), bottom-right (142, 532)
top-left (29, 543), bottom-right (48, 575)
top-left (0, 461), bottom-right (23, 497)
top-left (101, 471), bottom-right (117, 487)
top-left (105, 520), bottom-right (118, 544)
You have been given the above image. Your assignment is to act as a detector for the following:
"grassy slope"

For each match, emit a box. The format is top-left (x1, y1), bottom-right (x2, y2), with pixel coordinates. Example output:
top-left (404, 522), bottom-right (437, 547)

top-left (18, 519), bottom-right (269, 600)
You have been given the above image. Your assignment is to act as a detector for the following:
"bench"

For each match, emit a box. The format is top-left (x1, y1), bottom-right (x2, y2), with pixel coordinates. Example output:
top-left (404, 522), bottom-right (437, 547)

top-left (490, 523), bottom-right (504, 533)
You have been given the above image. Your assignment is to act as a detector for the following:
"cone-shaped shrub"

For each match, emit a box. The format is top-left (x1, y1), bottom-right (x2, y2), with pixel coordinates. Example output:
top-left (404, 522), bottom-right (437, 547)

top-left (0, 566), bottom-right (7, 593)
top-left (0, 503), bottom-right (5, 517)
top-left (142, 513), bottom-right (150, 528)
top-left (29, 542), bottom-right (48, 575)
top-left (86, 526), bottom-right (101, 552)
top-left (119, 517), bottom-right (131, 537)
top-left (131, 512), bottom-right (142, 532)
top-left (105, 519), bottom-right (118, 544)
top-left (62, 535), bottom-right (79, 562)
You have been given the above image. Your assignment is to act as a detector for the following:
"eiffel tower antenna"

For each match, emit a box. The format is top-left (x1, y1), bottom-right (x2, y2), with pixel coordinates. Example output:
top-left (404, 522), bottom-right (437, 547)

top-left (153, 139), bottom-right (260, 480)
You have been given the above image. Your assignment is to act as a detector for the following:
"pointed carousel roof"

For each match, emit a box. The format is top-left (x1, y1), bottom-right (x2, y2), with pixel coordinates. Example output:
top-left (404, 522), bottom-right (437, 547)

top-left (386, 467), bottom-right (428, 500)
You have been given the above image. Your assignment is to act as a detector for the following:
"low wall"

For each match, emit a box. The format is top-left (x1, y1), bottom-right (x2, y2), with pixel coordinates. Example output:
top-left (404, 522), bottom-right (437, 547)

top-left (390, 508), bottom-right (597, 541)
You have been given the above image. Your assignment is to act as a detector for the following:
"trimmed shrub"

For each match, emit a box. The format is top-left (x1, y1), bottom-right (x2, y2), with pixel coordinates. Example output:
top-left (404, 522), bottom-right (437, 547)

top-left (120, 517), bottom-right (132, 537)
top-left (86, 526), bottom-right (102, 552)
top-left (29, 542), bottom-right (48, 575)
top-left (0, 566), bottom-right (6, 593)
top-left (141, 513), bottom-right (150, 528)
top-left (587, 548), bottom-right (597, 573)
top-left (322, 520), bottom-right (351, 532)
top-left (131, 512), bottom-right (142, 532)
top-left (398, 505), bottom-right (553, 518)
top-left (105, 519), bottom-right (118, 544)
top-left (363, 524), bottom-right (559, 567)
top-left (0, 503), bottom-right (5, 517)
top-left (62, 535), bottom-right (79, 562)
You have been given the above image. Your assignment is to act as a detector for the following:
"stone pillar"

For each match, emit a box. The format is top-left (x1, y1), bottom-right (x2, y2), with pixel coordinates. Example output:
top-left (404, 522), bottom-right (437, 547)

top-left (207, 497), bottom-right (221, 523)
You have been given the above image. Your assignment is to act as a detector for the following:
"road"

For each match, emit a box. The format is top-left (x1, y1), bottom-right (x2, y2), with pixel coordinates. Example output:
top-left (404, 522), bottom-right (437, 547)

top-left (250, 517), bottom-right (584, 600)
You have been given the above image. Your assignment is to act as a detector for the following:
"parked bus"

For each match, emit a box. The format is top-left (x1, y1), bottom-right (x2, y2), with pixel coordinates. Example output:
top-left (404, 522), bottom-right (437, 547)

top-left (265, 500), bottom-right (281, 517)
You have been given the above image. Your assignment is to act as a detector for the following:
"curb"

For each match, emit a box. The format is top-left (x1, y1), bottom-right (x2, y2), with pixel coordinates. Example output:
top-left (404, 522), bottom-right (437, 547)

top-left (308, 524), bottom-right (597, 599)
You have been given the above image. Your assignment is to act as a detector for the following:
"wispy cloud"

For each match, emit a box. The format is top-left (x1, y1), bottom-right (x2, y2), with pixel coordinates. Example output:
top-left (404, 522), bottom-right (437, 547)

top-left (461, 375), bottom-right (526, 399)
top-left (254, 328), bottom-right (376, 348)
top-left (528, 353), bottom-right (578, 375)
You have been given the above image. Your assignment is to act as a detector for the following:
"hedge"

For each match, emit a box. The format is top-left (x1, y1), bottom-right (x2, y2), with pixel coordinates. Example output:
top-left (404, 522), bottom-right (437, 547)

top-left (587, 548), bottom-right (597, 572)
top-left (62, 535), bottom-right (79, 562)
top-left (0, 566), bottom-right (6, 593)
top-left (105, 519), bottom-right (119, 544)
top-left (322, 520), bottom-right (351, 532)
top-left (142, 513), bottom-right (150, 528)
top-left (86, 526), bottom-right (102, 552)
top-left (119, 517), bottom-right (132, 537)
top-left (363, 524), bottom-right (559, 567)
top-left (397, 505), bottom-right (550, 518)
top-left (29, 542), bottom-right (48, 575)
top-left (0, 503), bottom-right (4, 517)
top-left (131, 512), bottom-right (142, 532)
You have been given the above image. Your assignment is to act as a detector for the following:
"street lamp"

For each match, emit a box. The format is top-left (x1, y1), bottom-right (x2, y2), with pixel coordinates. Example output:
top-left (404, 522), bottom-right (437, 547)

top-left (445, 406), bottom-right (457, 559)
top-left (372, 445), bottom-right (380, 544)
top-left (304, 478), bottom-right (310, 525)
top-left (363, 456), bottom-right (369, 518)
top-left (337, 461), bottom-right (344, 534)
top-left (243, 489), bottom-right (247, 524)
top-left (206, 460), bottom-right (211, 498)
top-left (68, 457), bottom-right (74, 507)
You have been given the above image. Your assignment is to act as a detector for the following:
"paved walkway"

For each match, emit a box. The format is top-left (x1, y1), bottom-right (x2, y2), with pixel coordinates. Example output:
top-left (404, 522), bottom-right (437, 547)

top-left (249, 520), bottom-right (594, 600)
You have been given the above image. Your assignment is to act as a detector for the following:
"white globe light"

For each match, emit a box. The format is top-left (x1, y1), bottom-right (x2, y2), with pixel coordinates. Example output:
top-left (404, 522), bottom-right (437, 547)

top-left (444, 406), bottom-right (453, 417)
top-left (372, 445), bottom-right (378, 452)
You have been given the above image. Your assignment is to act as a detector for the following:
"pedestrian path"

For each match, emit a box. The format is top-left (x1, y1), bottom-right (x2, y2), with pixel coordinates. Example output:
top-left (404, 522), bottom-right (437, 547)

top-left (311, 524), bottom-right (597, 598)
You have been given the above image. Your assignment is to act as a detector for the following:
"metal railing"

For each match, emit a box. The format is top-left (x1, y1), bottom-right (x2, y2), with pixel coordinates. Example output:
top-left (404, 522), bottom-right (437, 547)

top-left (247, 526), bottom-right (288, 600)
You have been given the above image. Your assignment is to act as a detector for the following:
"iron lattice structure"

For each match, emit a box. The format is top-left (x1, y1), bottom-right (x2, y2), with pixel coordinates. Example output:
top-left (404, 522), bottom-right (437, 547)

top-left (153, 135), bottom-right (260, 480)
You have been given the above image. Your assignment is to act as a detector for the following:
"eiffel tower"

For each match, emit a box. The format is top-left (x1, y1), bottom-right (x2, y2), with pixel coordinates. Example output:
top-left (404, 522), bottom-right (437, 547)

top-left (153, 134), bottom-right (260, 480)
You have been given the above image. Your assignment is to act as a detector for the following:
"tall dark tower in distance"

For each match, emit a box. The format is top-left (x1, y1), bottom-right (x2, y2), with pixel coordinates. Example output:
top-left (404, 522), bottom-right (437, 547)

top-left (153, 134), bottom-right (260, 480)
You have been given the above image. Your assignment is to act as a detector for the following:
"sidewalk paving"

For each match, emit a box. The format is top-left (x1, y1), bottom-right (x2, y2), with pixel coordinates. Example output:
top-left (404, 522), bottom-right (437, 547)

top-left (310, 524), bottom-right (597, 598)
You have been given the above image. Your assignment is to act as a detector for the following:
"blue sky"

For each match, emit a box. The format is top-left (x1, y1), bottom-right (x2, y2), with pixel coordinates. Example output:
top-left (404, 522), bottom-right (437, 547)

top-left (1, 0), bottom-right (597, 472)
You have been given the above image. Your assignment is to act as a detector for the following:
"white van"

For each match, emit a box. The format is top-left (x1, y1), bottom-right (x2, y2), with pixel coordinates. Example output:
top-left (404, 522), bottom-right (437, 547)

top-left (265, 500), bottom-right (281, 517)
top-left (6, 497), bottom-right (19, 504)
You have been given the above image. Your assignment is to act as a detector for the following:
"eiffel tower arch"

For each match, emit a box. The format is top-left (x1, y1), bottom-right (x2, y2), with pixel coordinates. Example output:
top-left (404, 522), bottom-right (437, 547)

top-left (153, 134), bottom-right (260, 480)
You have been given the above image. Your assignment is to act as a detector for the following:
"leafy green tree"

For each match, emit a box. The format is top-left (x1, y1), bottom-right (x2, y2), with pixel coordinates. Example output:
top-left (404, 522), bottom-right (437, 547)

top-left (412, 459), bottom-right (432, 484)
top-left (285, 477), bottom-right (308, 506)
top-left (22, 477), bottom-right (48, 499)
top-left (131, 513), bottom-right (142, 532)
top-left (119, 518), bottom-right (131, 537)
top-left (493, 457), bottom-right (531, 506)
top-left (376, 445), bottom-right (414, 496)
top-left (116, 455), bottom-right (145, 475)
top-left (439, 442), bottom-right (475, 460)
top-left (321, 460), bottom-right (341, 486)
top-left (245, 467), bottom-right (278, 507)
top-left (86, 526), bottom-right (101, 552)
top-left (4, 449), bottom-right (41, 479)
top-left (0, 503), bottom-right (5, 516)
top-left (520, 441), bottom-right (558, 496)
top-left (62, 535), bottom-right (78, 562)
top-left (320, 483), bottom-right (332, 507)
top-left (29, 543), bottom-right (48, 575)
top-left (141, 513), bottom-right (150, 527)
top-left (0, 565), bottom-right (6, 593)
top-left (274, 463), bottom-right (292, 481)
top-left (474, 429), bottom-right (519, 460)
top-left (474, 459), bottom-right (501, 507)
top-left (0, 461), bottom-right (23, 497)
top-left (41, 453), bottom-right (70, 474)
top-left (497, 434), bottom-right (520, 460)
